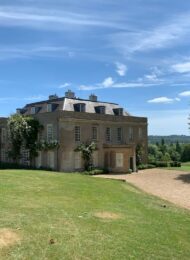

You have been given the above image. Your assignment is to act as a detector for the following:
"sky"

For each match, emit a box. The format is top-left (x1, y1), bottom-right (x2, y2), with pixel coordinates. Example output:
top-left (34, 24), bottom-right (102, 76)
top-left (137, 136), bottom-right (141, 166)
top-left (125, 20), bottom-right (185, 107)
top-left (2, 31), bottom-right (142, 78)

top-left (0, 0), bottom-right (190, 135)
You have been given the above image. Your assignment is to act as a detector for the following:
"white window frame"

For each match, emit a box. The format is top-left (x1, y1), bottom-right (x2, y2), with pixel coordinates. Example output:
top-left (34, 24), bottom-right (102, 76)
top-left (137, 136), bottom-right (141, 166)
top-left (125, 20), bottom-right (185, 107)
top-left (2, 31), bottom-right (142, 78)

top-left (75, 126), bottom-right (81, 142)
top-left (116, 153), bottom-right (124, 168)
top-left (139, 127), bottom-right (143, 139)
top-left (129, 127), bottom-right (133, 141)
top-left (48, 151), bottom-right (55, 169)
top-left (47, 104), bottom-right (52, 112)
top-left (106, 127), bottom-right (111, 142)
top-left (92, 126), bottom-right (98, 141)
top-left (31, 107), bottom-right (36, 114)
top-left (117, 127), bottom-right (122, 142)
top-left (47, 124), bottom-right (53, 141)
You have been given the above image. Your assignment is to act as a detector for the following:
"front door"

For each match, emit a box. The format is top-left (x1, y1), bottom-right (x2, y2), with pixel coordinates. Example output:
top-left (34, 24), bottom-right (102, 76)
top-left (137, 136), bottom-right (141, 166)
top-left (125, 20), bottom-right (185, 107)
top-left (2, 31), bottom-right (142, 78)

top-left (130, 157), bottom-right (134, 171)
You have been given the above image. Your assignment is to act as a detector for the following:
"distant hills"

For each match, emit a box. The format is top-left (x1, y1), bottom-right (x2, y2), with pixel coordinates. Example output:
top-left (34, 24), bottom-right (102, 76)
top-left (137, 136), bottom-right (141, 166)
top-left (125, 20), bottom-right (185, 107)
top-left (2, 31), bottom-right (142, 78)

top-left (148, 135), bottom-right (190, 144)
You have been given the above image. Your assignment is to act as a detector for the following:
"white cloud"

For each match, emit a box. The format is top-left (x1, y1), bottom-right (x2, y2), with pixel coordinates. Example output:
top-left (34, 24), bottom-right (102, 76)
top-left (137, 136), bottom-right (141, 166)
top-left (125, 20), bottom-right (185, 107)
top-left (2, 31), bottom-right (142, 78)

top-left (59, 83), bottom-right (71, 88)
top-left (172, 62), bottom-right (190, 73)
top-left (0, 6), bottom-right (125, 31)
top-left (102, 77), bottom-right (114, 87)
top-left (115, 62), bottom-right (127, 76)
top-left (147, 97), bottom-right (177, 104)
top-left (109, 12), bottom-right (190, 55)
top-left (179, 90), bottom-right (190, 97)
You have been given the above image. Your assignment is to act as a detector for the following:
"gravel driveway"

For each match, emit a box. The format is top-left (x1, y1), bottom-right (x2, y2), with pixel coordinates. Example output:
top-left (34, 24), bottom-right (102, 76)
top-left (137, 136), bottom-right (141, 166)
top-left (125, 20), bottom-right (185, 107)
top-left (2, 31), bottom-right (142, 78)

top-left (95, 169), bottom-right (190, 210)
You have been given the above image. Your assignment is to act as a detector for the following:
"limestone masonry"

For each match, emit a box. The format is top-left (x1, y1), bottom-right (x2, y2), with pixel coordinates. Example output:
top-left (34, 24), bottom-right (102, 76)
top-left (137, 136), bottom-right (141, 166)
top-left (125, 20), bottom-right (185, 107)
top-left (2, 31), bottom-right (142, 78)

top-left (0, 90), bottom-right (148, 172)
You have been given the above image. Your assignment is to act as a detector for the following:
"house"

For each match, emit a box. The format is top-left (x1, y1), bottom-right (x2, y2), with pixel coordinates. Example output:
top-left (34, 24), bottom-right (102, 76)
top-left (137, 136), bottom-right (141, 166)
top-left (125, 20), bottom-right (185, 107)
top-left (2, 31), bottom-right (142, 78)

top-left (0, 90), bottom-right (148, 172)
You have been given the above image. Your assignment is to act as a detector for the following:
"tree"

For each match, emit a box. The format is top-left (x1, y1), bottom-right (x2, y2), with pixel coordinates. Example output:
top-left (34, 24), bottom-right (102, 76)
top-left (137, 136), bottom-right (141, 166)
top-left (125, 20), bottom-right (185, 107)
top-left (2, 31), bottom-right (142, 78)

top-left (136, 144), bottom-right (143, 166)
top-left (8, 114), bottom-right (42, 163)
top-left (75, 142), bottom-right (97, 171)
top-left (181, 144), bottom-right (190, 162)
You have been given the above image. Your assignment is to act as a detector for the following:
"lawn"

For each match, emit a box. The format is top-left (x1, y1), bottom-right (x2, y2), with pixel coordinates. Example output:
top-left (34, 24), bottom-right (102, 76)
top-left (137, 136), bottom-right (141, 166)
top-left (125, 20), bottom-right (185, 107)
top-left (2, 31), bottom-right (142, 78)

top-left (0, 170), bottom-right (190, 259)
top-left (167, 162), bottom-right (190, 172)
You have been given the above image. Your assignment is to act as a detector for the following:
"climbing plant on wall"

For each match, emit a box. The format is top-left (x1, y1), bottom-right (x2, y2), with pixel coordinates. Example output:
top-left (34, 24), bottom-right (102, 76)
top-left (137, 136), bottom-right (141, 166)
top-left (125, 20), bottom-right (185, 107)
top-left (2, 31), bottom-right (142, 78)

top-left (8, 114), bottom-right (42, 163)
top-left (75, 141), bottom-right (97, 171)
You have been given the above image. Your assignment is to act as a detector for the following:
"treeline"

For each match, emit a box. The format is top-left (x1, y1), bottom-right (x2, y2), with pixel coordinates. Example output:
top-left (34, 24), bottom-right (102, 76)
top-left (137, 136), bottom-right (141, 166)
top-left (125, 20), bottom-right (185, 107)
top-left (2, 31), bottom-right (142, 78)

top-left (148, 139), bottom-right (190, 164)
top-left (149, 135), bottom-right (190, 144)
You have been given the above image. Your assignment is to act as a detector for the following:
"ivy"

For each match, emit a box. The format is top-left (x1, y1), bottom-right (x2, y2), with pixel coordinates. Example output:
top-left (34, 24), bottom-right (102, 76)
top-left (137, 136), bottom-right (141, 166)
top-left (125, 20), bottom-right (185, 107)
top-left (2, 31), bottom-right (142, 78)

top-left (8, 114), bottom-right (42, 162)
top-left (75, 142), bottom-right (97, 171)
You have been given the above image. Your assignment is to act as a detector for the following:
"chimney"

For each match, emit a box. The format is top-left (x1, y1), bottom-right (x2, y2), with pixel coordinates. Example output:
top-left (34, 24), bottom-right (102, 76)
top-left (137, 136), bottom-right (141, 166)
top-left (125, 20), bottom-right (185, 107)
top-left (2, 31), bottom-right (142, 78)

top-left (89, 94), bottom-right (97, 102)
top-left (49, 94), bottom-right (58, 100)
top-left (65, 90), bottom-right (75, 99)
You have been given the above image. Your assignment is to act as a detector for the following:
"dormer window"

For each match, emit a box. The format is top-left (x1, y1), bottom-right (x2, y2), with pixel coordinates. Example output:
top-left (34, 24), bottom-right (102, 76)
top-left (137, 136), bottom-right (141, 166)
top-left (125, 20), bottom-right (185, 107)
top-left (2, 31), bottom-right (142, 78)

top-left (74, 103), bottom-right (86, 112)
top-left (47, 104), bottom-right (52, 112)
top-left (95, 106), bottom-right (105, 114)
top-left (113, 108), bottom-right (123, 116)
top-left (31, 106), bottom-right (40, 114)
top-left (31, 107), bottom-right (36, 114)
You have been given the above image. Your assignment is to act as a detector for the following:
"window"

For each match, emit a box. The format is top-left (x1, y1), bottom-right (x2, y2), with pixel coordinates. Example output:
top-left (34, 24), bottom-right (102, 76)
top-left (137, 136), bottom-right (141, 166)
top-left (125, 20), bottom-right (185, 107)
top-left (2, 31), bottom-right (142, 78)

top-left (129, 127), bottom-right (133, 141)
top-left (92, 151), bottom-right (98, 167)
top-left (31, 107), bottom-right (36, 114)
top-left (116, 153), bottom-right (124, 168)
top-left (113, 108), bottom-right (123, 116)
top-left (74, 103), bottom-right (86, 112)
top-left (95, 106), bottom-right (105, 114)
top-left (106, 127), bottom-right (111, 142)
top-left (1, 128), bottom-right (6, 144)
top-left (139, 127), bottom-right (143, 139)
top-left (36, 151), bottom-right (42, 168)
top-left (92, 126), bottom-right (98, 141)
top-left (75, 126), bottom-right (81, 142)
top-left (74, 152), bottom-right (81, 169)
top-left (117, 128), bottom-right (122, 142)
top-left (47, 104), bottom-right (52, 112)
top-left (48, 151), bottom-right (55, 169)
top-left (47, 124), bottom-right (53, 141)
top-left (20, 149), bottom-right (30, 166)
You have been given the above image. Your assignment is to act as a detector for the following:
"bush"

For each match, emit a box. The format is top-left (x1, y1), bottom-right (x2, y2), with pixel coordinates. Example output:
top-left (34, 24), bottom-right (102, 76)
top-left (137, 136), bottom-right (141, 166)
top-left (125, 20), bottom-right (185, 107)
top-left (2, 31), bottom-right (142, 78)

top-left (170, 161), bottom-right (181, 167)
top-left (82, 168), bottom-right (109, 175)
top-left (155, 161), bottom-right (168, 167)
top-left (137, 164), bottom-right (156, 170)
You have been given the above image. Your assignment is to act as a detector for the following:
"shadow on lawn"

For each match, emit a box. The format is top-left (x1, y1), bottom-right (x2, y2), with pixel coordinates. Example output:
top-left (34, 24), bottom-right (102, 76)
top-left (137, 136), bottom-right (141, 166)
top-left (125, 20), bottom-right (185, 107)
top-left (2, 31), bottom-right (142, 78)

top-left (175, 173), bottom-right (190, 184)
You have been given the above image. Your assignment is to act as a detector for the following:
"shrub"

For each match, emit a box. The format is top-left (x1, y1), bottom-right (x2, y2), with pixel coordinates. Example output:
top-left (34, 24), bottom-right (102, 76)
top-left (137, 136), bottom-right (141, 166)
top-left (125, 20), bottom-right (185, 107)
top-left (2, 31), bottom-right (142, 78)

top-left (137, 164), bottom-right (156, 170)
top-left (82, 168), bottom-right (108, 175)
top-left (155, 161), bottom-right (168, 167)
top-left (170, 161), bottom-right (181, 167)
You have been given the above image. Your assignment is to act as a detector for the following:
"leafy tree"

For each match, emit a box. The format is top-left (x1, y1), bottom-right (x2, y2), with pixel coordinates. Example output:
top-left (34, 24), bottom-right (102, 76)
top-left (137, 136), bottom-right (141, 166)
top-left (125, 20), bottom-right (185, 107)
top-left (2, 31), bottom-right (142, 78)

top-left (181, 144), bottom-right (190, 162)
top-left (136, 144), bottom-right (143, 166)
top-left (8, 114), bottom-right (42, 163)
top-left (176, 141), bottom-right (182, 154)
top-left (75, 142), bottom-right (97, 171)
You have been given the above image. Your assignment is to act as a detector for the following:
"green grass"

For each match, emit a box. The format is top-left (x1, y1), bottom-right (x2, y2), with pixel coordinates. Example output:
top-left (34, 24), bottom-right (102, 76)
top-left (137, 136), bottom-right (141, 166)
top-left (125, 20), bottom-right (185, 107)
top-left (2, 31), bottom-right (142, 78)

top-left (167, 162), bottom-right (190, 172)
top-left (0, 170), bottom-right (190, 259)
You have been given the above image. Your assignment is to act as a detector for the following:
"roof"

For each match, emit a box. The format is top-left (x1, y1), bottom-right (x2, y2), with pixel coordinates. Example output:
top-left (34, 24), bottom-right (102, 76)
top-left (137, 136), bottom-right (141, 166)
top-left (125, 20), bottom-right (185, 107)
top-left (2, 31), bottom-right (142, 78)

top-left (21, 96), bottom-right (130, 116)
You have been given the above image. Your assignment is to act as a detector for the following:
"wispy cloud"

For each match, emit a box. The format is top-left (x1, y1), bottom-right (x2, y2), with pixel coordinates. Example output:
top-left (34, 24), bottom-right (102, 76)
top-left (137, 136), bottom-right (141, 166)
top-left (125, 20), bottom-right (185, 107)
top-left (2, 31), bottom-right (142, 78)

top-left (0, 95), bottom-right (46, 103)
top-left (59, 83), bottom-right (71, 88)
top-left (109, 12), bottom-right (190, 55)
top-left (147, 97), bottom-right (180, 104)
top-left (179, 90), bottom-right (190, 97)
top-left (79, 76), bottom-right (162, 90)
top-left (0, 45), bottom-right (74, 60)
top-left (0, 6), bottom-right (126, 31)
top-left (115, 62), bottom-right (127, 76)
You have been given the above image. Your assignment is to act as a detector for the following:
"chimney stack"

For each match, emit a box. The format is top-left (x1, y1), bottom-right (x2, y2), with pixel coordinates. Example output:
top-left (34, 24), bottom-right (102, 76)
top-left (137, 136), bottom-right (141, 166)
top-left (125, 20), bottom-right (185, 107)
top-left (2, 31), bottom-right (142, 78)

top-left (89, 94), bottom-right (97, 102)
top-left (65, 90), bottom-right (75, 99)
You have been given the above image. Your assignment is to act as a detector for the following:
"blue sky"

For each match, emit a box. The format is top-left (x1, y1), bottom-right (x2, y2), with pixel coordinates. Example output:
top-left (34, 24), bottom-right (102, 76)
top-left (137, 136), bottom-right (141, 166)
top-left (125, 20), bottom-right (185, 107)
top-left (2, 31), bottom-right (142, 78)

top-left (0, 0), bottom-right (190, 135)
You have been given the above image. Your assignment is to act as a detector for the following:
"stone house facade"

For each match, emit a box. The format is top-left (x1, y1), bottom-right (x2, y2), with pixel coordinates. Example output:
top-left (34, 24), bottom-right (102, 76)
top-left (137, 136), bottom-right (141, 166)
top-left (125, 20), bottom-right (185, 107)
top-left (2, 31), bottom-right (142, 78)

top-left (0, 91), bottom-right (148, 172)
